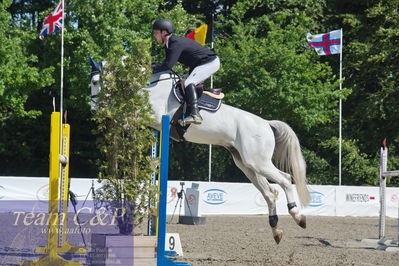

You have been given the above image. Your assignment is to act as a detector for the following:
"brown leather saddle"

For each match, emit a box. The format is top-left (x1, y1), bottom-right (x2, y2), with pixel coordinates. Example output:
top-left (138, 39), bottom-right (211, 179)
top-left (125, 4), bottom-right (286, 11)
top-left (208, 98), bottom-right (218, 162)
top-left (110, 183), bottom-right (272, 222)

top-left (179, 79), bottom-right (224, 100)
top-left (170, 80), bottom-right (224, 142)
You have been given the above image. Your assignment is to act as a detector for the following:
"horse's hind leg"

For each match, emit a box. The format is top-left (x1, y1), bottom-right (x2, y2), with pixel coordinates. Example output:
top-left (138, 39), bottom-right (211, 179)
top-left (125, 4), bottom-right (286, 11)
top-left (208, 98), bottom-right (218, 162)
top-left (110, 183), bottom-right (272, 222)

top-left (258, 162), bottom-right (306, 229)
top-left (251, 173), bottom-right (284, 244)
top-left (228, 148), bottom-right (283, 244)
top-left (278, 169), bottom-right (306, 228)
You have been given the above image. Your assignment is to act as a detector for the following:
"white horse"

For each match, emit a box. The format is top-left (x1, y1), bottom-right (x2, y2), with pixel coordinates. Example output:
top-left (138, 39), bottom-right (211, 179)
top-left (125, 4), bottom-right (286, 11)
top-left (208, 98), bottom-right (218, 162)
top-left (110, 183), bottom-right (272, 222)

top-left (90, 59), bottom-right (311, 244)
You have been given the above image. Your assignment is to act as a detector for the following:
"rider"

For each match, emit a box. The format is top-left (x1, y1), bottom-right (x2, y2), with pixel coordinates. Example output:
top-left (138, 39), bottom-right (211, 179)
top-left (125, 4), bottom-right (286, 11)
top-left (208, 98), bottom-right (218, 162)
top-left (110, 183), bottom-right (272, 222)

top-left (152, 18), bottom-right (220, 125)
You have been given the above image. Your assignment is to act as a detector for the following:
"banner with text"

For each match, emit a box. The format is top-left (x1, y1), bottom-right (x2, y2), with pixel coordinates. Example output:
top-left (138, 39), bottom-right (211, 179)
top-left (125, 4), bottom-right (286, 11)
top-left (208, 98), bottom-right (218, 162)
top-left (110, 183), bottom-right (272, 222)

top-left (0, 177), bottom-right (398, 218)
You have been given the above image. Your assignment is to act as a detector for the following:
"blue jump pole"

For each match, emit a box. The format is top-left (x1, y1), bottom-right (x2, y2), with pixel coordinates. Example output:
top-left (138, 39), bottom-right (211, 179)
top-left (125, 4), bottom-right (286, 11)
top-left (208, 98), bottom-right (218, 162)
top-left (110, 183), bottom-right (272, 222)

top-left (148, 130), bottom-right (159, 236)
top-left (157, 115), bottom-right (190, 266)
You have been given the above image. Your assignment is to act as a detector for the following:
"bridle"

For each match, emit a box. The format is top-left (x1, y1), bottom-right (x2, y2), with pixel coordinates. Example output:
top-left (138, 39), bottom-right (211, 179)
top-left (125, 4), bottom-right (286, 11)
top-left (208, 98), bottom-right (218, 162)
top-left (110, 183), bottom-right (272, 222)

top-left (91, 70), bottom-right (180, 97)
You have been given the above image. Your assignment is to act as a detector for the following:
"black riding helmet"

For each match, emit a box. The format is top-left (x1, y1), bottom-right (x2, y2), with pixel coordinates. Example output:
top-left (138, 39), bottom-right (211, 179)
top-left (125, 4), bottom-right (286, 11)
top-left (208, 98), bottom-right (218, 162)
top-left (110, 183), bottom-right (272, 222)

top-left (152, 18), bottom-right (174, 34)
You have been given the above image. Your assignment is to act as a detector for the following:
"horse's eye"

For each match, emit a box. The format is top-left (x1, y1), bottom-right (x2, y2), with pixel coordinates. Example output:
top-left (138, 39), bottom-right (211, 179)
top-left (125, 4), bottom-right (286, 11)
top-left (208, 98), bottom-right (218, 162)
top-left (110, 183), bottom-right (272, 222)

top-left (92, 80), bottom-right (99, 85)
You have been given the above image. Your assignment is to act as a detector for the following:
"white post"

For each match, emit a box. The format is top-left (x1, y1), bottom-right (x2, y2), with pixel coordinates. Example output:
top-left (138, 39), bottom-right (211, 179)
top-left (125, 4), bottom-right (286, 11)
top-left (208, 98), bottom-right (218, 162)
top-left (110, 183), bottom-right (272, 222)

top-left (208, 13), bottom-right (215, 182)
top-left (338, 28), bottom-right (343, 186)
top-left (208, 144), bottom-right (212, 182)
top-left (208, 56), bottom-right (213, 182)
top-left (379, 146), bottom-right (387, 239)
top-left (58, 0), bottom-right (65, 157)
top-left (378, 142), bottom-right (399, 243)
top-left (59, 0), bottom-right (65, 137)
top-left (57, 0), bottom-right (65, 247)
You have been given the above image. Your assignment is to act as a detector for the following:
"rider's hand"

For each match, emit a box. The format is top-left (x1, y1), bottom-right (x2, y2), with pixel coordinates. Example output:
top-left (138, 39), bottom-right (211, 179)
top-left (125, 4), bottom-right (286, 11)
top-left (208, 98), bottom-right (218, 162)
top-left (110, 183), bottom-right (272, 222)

top-left (151, 62), bottom-right (161, 73)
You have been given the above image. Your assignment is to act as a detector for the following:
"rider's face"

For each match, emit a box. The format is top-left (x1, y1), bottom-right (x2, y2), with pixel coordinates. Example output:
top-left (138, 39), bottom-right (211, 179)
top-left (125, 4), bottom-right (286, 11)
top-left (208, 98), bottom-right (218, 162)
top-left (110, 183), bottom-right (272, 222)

top-left (153, 30), bottom-right (167, 44)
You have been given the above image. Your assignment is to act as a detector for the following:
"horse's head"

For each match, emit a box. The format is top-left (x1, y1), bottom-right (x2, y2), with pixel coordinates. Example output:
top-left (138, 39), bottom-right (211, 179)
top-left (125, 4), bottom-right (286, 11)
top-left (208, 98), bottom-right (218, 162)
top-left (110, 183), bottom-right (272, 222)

top-left (89, 56), bottom-right (180, 121)
top-left (89, 57), bottom-right (106, 111)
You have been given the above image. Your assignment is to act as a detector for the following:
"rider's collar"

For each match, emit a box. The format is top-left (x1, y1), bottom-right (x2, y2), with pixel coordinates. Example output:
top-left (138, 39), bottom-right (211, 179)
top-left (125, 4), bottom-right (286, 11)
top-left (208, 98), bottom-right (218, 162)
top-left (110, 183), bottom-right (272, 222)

top-left (165, 34), bottom-right (172, 48)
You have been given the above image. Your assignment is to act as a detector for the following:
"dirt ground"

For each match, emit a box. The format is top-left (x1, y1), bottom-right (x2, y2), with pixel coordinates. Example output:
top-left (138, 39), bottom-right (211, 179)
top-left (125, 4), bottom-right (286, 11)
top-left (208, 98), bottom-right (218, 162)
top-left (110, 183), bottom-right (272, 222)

top-left (167, 215), bottom-right (399, 266)
top-left (1, 214), bottom-right (398, 265)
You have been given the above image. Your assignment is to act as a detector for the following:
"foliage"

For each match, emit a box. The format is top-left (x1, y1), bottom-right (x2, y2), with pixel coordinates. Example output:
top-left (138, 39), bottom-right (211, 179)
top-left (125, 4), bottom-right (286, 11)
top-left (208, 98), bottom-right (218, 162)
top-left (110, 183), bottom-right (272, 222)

top-left (1, 0), bottom-right (399, 187)
top-left (0, 0), bottom-right (53, 123)
top-left (209, 0), bottom-right (349, 184)
top-left (91, 43), bottom-right (157, 233)
top-left (316, 137), bottom-right (378, 186)
top-left (0, 0), bottom-right (53, 174)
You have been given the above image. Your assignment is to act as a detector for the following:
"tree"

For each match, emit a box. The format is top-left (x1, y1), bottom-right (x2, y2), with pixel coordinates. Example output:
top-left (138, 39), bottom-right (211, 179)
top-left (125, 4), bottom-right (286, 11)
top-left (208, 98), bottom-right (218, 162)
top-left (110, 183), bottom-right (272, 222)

top-left (0, 0), bottom-right (52, 124)
top-left (324, 0), bottom-right (399, 185)
top-left (0, 0), bottom-right (53, 174)
top-left (92, 43), bottom-right (157, 234)
top-left (207, 0), bottom-right (351, 184)
top-left (2, 0), bottom-right (398, 187)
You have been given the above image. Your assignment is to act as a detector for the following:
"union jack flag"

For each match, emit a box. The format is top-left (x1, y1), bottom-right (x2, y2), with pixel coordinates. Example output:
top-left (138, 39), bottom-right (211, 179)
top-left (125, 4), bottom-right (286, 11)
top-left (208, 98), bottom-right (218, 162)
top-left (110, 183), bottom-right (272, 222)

top-left (39, 2), bottom-right (63, 40)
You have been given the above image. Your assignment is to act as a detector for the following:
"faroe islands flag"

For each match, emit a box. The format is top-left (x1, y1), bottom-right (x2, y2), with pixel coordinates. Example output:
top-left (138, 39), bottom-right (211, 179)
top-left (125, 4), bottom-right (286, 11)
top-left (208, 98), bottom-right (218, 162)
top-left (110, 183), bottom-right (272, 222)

top-left (307, 29), bottom-right (342, 56)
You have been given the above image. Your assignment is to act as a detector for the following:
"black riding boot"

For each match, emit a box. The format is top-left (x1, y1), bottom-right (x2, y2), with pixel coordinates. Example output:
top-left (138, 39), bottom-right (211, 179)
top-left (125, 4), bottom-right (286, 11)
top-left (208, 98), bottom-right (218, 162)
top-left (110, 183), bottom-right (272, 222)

top-left (184, 83), bottom-right (202, 125)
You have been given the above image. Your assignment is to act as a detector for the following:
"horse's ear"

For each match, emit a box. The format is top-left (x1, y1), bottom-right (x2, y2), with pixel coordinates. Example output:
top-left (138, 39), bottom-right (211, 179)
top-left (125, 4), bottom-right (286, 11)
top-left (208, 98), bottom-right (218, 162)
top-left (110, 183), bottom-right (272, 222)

top-left (89, 57), bottom-right (100, 72)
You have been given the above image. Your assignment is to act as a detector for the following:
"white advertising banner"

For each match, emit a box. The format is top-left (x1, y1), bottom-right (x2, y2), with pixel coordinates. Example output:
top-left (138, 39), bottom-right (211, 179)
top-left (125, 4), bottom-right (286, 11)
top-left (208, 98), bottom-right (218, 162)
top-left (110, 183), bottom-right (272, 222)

top-left (0, 177), bottom-right (398, 218)
top-left (0, 176), bottom-right (101, 212)
top-left (336, 186), bottom-right (380, 217)
top-left (303, 185), bottom-right (336, 216)
top-left (386, 187), bottom-right (399, 218)
top-left (167, 181), bottom-right (261, 215)
top-left (167, 182), bottom-right (338, 216)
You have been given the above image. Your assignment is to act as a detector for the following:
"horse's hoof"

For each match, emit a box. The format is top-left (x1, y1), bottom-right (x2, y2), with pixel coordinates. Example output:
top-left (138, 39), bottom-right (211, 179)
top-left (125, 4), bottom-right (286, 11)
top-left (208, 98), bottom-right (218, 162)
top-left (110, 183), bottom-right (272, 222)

top-left (298, 215), bottom-right (306, 229)
top-left (274, 232), bottom-right (283, 244)
top-left (273, 229), bottom-right (283, 244)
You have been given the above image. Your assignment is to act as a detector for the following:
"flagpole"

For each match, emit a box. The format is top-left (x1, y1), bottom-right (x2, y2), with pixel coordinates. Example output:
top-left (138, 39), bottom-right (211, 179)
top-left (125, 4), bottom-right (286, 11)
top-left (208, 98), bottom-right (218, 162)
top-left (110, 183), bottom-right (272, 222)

top-left (208, 13), bottom-right (215, 182)
top-left (59, 0), bottom-right (65, 187)
top-left (55, 0), bottom-right (65, 248)
top-left (60, 0), bottom-right (65, 123)
top-left (338, 28), bottom-right (343, 186)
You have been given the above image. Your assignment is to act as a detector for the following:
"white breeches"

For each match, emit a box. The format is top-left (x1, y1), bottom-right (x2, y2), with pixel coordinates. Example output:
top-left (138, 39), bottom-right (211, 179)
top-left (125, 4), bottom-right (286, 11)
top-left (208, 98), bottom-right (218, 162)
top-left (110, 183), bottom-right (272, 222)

top-left (184, 56), bottom-right (220, 87)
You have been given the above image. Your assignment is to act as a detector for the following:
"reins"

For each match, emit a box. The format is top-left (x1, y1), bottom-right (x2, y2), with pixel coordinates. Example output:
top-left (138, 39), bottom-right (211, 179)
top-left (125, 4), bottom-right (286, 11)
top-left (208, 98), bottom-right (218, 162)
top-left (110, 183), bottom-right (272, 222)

top-left (149, 72), bottom-right (180, 85)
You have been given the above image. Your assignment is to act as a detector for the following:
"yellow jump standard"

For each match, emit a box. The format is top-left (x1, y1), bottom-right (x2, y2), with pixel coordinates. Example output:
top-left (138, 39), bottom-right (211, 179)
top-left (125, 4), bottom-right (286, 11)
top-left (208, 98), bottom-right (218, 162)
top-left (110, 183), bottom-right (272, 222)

top-left (21, 112), bottom-right (86, 266)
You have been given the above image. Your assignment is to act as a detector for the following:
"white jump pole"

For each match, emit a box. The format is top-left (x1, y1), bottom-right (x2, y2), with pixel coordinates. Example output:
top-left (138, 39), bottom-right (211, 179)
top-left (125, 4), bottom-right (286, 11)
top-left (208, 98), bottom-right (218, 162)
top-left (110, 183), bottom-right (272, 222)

top-left (379, 144), bottom-right (387, 240)
top-left (378, 140), bottom-right (399, 246)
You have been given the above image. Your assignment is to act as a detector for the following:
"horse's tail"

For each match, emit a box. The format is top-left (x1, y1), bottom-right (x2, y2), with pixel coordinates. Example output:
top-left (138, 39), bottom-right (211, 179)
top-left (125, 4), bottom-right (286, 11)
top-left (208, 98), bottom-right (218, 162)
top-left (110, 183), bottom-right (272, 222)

top-left (268, 120), bottom-right (311, 206)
